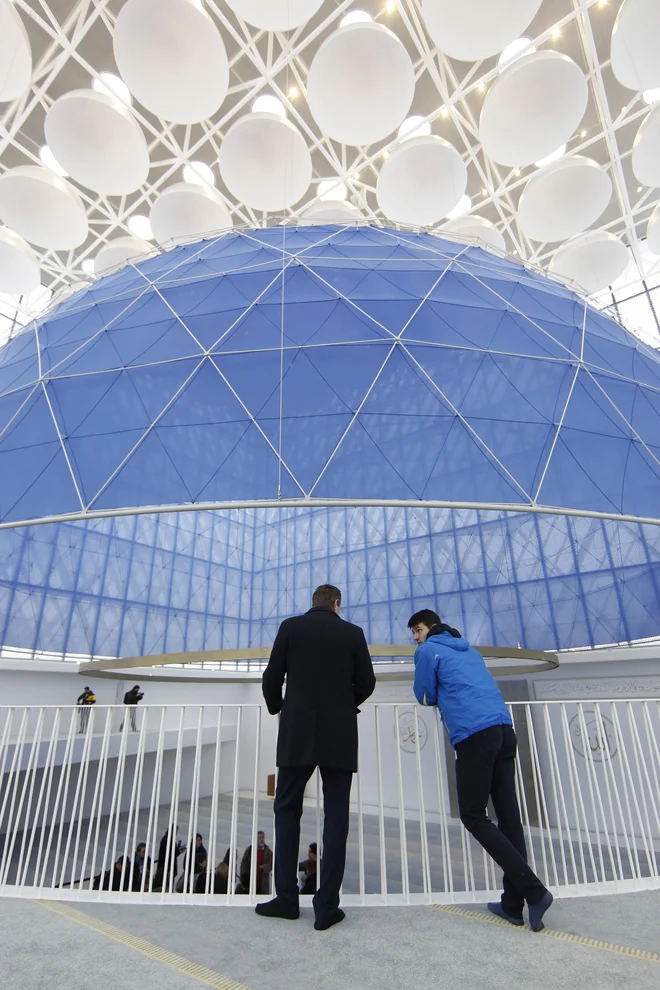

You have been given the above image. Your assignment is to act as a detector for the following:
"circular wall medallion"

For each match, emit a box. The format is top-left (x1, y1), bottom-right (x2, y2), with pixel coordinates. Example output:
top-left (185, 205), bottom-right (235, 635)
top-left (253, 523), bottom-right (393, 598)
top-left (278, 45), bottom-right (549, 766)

top-left (569, 710), bottom-right (617, 762)
top-left (396, 710), bottom-right (429, 753)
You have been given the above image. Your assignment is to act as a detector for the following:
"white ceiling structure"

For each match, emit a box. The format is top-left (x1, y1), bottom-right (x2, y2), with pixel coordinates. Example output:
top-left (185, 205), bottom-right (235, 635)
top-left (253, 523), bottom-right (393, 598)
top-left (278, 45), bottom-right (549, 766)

top-left (1, 0), bottom-right (660, 342)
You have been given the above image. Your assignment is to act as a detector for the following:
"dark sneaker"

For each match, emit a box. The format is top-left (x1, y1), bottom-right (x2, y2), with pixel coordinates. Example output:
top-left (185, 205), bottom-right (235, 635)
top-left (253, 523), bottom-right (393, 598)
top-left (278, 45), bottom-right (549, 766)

top-left (528, 890), bottom-right (553, 932)
top-left (487, 902), bottom-right (524, 926)
top-left (314, 908), bottom-right (345, 931)
top-left (255, 897), bottom-right (299, 920)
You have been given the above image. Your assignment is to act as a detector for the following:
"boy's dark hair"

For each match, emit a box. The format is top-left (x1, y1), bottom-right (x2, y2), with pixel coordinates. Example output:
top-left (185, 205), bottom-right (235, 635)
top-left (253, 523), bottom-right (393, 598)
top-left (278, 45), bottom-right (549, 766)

top-left (312, 584), bottom-right (342, 609)
top-left (408, 609), bottom-right (462, 638)
top-left (309, 842), bottom-right (317, 854)
top-left (408, 609), bottom-right (441, 630)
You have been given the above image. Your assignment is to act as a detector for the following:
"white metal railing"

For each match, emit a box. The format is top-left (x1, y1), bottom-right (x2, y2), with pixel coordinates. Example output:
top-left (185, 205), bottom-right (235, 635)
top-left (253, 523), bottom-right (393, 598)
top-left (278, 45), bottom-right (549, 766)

top-left (0, 700), bottom-right (659, 905)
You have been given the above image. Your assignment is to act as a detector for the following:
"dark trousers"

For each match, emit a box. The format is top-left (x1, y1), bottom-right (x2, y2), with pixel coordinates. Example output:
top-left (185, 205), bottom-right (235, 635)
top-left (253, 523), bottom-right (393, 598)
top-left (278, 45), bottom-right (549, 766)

top-left (455, 724), bottom-right (547, 915)
top-left (273, 765), bottom-right (352, 922)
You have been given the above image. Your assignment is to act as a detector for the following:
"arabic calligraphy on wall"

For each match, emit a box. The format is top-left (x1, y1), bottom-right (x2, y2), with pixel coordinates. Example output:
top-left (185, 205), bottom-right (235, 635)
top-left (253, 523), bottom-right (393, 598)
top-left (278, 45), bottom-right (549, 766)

top-left (568, 710), bottom-right (618, 763)
top-left (396, 710), bottom-right (428, 753)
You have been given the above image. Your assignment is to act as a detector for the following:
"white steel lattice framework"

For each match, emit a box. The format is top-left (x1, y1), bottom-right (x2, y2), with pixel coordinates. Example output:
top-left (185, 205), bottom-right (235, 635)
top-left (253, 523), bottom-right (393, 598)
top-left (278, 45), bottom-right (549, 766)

top-left (0, 0), bottom-right (659, 339)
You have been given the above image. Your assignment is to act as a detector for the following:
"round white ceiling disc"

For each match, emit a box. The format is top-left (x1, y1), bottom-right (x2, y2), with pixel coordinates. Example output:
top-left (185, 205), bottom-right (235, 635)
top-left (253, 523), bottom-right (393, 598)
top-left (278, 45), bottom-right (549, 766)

top-left (224, 0), bottom-right (325, 32)
top-left (45, 89), bottom-right (150, 196)
top-left (94, 236), bottom-right (153, 274)
top-left (611, 0), bottom-right (660, 92)
top-left (517, 156), bottom-right (612, 242)
top-left (549, 230), bottom-right (629, 296)
top-left (0, 166), bottom-right (88, 250)
top-left (421, 0), bottom-right (543, 61)
top-left (647, 204), bottom-right (660, 255)
top-left (218, 113), bottom-right (312, 212)
top-left (480, 51), bottom-right (588, 167)
top-left (0, 226), bottom-right (40, 295)
top-left (376, 135), bottom-right (468, 226)
top-left (113, 0), bottom-right (229, 123)
top-left (150, 182), bottom-right (233, 246)
top-left (300, 201), bottom-right (362, 223)
top-left (632, 106), bottom-right (660, 187)
top-left (0, 0), bottom-right (32, 102)
top-left (441, 215), bottom-right (506, 252)
top-left (307, 22), bottom-right (415, 146)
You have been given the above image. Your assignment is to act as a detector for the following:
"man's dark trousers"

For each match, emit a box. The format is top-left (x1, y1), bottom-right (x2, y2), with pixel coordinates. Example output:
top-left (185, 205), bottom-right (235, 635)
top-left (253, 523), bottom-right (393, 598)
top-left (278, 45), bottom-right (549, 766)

top-left (273, 765), bottom-right (353, 922)
top-left (455, 724), bottom-right (547, 916)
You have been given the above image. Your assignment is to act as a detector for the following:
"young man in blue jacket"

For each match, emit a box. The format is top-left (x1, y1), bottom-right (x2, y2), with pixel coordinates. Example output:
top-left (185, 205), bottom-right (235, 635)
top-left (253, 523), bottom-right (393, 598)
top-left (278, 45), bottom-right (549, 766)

top-left (410, 608), bottom-right (553, 931)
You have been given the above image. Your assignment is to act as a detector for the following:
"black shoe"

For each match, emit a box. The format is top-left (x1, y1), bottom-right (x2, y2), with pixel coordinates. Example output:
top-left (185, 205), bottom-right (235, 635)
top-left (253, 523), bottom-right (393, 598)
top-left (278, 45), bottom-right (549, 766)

top-left (314, 909), bottom-right (345, 931)
top-left (528, 890), bottom-right (553, 932)
top-left (255, 897), bottom-right (299, 920)
top-left (487, 902), bottom-right (524, 926)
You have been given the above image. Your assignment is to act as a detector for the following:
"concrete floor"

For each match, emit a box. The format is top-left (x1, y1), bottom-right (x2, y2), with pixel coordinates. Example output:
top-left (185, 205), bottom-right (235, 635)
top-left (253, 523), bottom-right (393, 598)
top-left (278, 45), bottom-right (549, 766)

top-left (2, 889), bottom-right (658, 990)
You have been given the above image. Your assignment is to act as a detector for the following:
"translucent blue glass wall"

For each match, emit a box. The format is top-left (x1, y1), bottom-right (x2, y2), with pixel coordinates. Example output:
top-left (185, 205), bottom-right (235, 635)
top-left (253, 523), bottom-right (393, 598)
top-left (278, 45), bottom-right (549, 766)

top-left (1, 506), bottom-right (659, 657)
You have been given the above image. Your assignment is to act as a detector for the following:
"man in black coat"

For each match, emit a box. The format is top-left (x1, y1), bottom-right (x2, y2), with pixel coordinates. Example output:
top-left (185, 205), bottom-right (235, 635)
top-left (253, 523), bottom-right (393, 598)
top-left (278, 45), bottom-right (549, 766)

top-left (255, 584), bottom-right (376, 930)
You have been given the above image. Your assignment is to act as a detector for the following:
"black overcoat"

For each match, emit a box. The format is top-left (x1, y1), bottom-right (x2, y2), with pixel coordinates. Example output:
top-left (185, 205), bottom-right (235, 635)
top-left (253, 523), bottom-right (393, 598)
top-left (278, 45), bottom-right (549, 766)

top-left (262, 606), bottom-right (376, 772)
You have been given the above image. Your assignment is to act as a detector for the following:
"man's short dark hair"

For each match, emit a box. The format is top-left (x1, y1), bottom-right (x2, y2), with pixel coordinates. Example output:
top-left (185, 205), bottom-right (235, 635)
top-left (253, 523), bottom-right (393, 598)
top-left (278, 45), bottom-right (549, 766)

top-left (309, 842), bottom-right (317, 854)
top-left (408, 609), bottom-right (440, 630)
top-left (312, 584), bottom-right (342, 609)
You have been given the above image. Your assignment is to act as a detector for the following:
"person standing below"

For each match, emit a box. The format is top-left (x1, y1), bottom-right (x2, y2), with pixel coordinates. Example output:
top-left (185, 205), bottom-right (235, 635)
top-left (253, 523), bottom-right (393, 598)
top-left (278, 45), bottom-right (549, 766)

top-left (256, 584), bottom-right (376, 930)
top-left (409, 608), bottom-right (553, 932)
top-left (239, 831), bottom-right (272, 895)
top-left (120, 684), bottom-right (143, 732)
top-left (76, 686), bottom-right (96, 734)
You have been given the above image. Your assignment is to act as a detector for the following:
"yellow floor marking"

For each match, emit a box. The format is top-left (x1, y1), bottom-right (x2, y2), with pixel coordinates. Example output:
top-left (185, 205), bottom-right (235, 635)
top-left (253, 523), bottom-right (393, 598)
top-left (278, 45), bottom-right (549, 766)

top-left (35, 900), bottom-right (253, 989)
top-left (427, 903), bottom-right (660, 963)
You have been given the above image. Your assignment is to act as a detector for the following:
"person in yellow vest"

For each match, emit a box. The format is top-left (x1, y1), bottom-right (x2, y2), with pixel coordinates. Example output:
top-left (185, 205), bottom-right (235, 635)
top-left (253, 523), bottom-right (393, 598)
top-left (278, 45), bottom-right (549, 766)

top-left (76, 686), bottom-right (96, 733)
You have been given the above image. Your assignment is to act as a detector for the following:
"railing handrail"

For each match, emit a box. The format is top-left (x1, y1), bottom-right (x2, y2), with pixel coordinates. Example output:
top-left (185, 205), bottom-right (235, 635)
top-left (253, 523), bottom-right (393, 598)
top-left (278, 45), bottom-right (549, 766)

top-left (0, 698), bottom-right (659, 710)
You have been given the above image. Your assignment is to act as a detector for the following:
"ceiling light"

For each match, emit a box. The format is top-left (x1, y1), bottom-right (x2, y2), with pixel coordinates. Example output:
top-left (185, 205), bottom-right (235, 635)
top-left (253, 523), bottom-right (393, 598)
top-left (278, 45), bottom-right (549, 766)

top-left (643, 88), bottom-right (660, 106)
top-left (513, 249), bottom-right (518, 255)
top-left (385, 1), bottom-right (396, 11)
top-left (288, 87), bottom-right (299, 99)
top-left (127, 214), bottom-right (154, 240)
top-left (446, 194), bottom-right (471, 220)
top-left (81, 259), bottom-right (94, 274)
top-left (498, 38), bottom-right (536, 73)
top-left (252, 94), bottom-right (286, 118)
top-left (354, 172), bottom-right (361, 180)
top-left (514, 168), bottom-right (521, 176)
top-left (580, 129), bottom-right (587, 137)
top-left (398, 115), bottom-right (431, 142)
top-left (440, 107), bottom-right (449, 118)
top-left (182, 161), bottom-right (215, 187)
top-left (637, 185), bottom-right (643, 192)
top-left (39, 144), bottom-right (68, 177)
top-left (340, 10), bottom-right (373, 27)
top-left (382, 151), bottom-right (389, 159)
top-left (551, 29), bottom-right (561, 40)
top-left (92, 72), bottom-right (132, 107)
top-left (478, 83), bottom-right (486, 93)
top-left (534, 144), bottom-right (566, 168)
top-left (318, 179), bottom-right (348, 202)
top-left (481, 187), bottom-right (487, 195)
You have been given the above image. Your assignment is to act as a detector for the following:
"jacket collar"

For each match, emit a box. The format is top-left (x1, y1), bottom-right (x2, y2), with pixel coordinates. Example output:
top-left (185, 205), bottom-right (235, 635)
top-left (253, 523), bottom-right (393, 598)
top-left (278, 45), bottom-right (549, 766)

top-left (307, 605), bottom-right (340, 617)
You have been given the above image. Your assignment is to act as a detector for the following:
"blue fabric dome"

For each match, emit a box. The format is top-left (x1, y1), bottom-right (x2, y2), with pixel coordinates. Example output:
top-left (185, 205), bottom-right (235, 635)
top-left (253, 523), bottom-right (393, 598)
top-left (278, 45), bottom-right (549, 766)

top-left (2, 224), bottom-right (660, 526)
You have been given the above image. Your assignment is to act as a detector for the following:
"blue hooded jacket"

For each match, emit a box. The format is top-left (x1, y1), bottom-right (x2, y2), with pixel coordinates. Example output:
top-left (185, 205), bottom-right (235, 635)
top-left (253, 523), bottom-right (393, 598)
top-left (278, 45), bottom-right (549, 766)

top-left (413, 629), bottom-right (512, 747)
